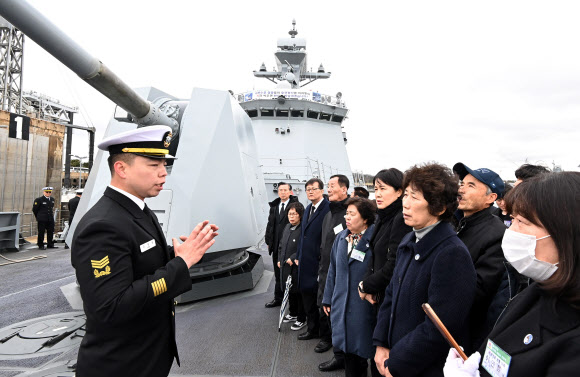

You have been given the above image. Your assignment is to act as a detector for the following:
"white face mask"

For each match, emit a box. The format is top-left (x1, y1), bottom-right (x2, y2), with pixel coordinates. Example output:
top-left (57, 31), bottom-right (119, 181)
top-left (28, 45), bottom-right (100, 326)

top-left (502, 228), bottom-right (558, 281)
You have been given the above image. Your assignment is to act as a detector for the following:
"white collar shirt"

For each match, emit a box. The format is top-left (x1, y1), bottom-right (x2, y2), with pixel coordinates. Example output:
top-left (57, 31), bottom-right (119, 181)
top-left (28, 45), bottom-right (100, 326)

top-left (108, 185), bottom-right (145, 210)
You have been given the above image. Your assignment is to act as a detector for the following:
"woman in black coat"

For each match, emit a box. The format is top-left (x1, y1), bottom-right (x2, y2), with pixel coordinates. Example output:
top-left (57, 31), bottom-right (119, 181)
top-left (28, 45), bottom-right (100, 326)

top-left (373, 163), bottom-right (477, 377)
top-left (359, 168), bottom-right (412, 307)
top-left (278, 202), bottom-right (306, 329)
top-left (444, 172), bottom-right (580, 377)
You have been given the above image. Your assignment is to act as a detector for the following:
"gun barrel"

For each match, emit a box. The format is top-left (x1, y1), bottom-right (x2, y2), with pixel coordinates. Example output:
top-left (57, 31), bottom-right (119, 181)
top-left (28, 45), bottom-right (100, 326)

top-left (0, 0), bottom-right (174, 128)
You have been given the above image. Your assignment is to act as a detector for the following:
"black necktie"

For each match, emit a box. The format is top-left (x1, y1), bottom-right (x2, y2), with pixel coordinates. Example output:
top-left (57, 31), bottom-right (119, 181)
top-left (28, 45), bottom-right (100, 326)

top-left (309, 205), bottom-right (316, 220)
top-left (280, 203), bottom-right (285, 216)
top-left (144, 205), bottom-right (160, 230)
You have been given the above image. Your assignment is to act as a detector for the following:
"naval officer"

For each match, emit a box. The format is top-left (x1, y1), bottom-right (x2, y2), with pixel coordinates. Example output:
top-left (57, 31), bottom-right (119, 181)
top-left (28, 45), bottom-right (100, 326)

top-left (68, 188), bottom-right (83, 224)
top-left (72, 125), bottom-right (219, 377)
top-left (32, 187), bottom-right (56, 250)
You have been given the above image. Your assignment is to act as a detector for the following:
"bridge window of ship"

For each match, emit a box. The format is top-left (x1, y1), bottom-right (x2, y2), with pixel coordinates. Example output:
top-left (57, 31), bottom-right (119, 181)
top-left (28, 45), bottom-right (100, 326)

top-left (331, 115), bottom-right (344, 123)
top-left (320, 113), bottom-right (331, 121)
top-left (261, 109), bottom-right (274, 117)
top-left (291, 110), bottom-right (304, 117)
top-left (307, 110), bottom-right (319, 119)
top-left (245, 109), bottom-right (258, 118)
top-left (276, 109), bottom-right (289, 117)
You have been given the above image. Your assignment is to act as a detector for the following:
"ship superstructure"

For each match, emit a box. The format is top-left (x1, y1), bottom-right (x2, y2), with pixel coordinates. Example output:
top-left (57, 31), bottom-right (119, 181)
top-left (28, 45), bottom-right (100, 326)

top-left (237, 20), bottom-right (353, 202)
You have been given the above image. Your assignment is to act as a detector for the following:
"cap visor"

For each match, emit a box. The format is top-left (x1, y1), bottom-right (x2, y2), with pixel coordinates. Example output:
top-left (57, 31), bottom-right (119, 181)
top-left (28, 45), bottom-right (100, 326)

top-left (133, 153), bottom-right (177, 160)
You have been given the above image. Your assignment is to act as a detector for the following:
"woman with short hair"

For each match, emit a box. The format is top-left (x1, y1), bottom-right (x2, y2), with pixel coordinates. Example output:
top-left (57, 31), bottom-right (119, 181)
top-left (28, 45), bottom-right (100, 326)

top-left (373, 163), bottom-right (477, 377)
top-left (278, 201), bottom-right (306, 330)
top-left (444, 172), bottom-right (580, 377)
top-left (359, 168), bottom-right (412, 306)
top-left (322, 197), bottom-right (377, 377)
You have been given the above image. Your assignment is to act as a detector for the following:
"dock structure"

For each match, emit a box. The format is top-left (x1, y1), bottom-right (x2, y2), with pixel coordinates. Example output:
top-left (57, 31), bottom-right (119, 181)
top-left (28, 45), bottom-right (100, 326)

top-left (0, 110), bottom-right (65, 239)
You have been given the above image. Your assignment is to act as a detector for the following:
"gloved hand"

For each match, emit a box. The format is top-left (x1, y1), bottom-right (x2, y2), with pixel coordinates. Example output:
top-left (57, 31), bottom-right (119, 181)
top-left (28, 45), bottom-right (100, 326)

top-left (443, 348), bottom-right (481, 377)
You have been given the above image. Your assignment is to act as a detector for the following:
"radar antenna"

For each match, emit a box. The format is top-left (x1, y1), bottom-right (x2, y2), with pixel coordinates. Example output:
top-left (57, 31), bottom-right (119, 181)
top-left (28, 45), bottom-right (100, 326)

top-left (289, 19), bottom-right (298, 38)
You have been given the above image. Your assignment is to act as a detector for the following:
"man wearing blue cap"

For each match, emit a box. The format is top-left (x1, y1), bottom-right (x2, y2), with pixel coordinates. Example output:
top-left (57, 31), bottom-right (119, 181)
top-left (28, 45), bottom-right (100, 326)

top-left (72, 125), bottom-right (219, 377)
top-left (452, 163), bottom-right (507, 353)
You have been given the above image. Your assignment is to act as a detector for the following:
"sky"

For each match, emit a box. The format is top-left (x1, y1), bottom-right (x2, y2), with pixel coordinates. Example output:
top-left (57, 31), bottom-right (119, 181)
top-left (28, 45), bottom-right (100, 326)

top-left (20, 0), bottom-right (580, 181)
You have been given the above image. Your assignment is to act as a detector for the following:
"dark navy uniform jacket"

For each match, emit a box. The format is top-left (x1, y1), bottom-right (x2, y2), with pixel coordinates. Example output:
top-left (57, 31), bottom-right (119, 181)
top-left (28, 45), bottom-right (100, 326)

top-left (33, 195), bottom-right (55, 222)
top-left (72, 187), bottom-right (192, 377)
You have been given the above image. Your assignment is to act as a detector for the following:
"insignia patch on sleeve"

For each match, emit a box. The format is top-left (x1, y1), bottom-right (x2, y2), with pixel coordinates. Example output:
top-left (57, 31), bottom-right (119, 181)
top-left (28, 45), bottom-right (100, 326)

top-left (91, 256), bottom-right (111, 278)
top-left (34, 202), bottom-right (37, 205)
top-left (151, 278), bottom-right (167, 297)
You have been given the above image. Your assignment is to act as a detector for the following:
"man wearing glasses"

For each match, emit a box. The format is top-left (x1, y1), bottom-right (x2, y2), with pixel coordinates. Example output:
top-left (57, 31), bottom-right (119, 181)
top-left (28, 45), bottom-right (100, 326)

top-left (295, 178), bottom-right (330, 343)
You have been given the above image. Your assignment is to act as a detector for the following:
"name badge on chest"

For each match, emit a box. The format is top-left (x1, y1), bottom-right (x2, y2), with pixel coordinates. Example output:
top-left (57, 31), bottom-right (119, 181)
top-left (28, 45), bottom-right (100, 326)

top-left (350, 249), bottom-right (366, 262)
top-left (140, 239), bottom-right (156, 253)
top-left (333, 224), bottom-right (344, 235)
top-left (481, 339), bottom-right (511, 377)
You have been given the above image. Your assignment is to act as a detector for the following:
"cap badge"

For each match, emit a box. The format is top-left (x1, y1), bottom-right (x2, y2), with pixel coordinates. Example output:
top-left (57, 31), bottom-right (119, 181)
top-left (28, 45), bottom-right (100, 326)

top-left (164, 132), bottom-right (172, 148)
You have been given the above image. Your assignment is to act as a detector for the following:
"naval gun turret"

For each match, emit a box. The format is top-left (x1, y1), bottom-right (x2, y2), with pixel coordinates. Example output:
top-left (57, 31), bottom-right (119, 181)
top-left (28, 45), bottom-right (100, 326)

top-left (0, 0), bottom-right (268, 302)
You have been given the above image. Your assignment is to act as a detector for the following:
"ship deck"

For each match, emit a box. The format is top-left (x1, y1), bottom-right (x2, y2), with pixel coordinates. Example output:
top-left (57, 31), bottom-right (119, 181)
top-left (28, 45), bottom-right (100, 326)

top-left (0, 244), bottom-right (344, 377)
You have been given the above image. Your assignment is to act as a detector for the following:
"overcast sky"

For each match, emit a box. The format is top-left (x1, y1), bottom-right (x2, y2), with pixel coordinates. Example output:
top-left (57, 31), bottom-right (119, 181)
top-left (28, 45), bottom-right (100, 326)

top-left (22, 0), bottom-right (580, 181)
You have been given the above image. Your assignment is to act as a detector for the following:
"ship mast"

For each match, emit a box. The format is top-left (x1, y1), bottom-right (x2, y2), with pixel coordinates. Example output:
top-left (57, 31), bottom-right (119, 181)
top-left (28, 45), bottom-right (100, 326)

top-left (253, 20), bottom-right (331, 89)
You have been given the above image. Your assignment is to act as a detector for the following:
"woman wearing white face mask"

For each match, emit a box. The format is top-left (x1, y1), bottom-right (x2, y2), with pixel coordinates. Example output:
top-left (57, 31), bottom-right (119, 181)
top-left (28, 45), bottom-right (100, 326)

top-left (444, 172), bottom-right (580, 377)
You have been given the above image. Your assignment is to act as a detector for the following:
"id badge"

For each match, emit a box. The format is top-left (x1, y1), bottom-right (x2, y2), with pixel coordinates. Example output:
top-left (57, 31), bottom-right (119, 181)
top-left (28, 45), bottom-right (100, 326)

top-left (481, 339), bottom-right (511, 377)
top-left (350, 249), bottom-right (365, 262)
top-left (333, 224), bottom-right (344, 235)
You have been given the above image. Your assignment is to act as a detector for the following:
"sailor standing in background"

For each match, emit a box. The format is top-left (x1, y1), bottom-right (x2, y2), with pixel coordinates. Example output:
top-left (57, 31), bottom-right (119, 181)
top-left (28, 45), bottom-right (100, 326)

top-left (32, 187), bottom-right (55, 250)
top-left (72, 125), bottom-right (219, 377)
top-left (68, 188), bottom-right (83, 224)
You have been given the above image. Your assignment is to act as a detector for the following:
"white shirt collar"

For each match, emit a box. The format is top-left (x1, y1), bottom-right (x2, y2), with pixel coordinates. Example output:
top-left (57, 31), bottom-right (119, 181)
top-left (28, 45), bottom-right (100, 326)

top-left (108, 185), bottom-right (145, 210)
top-left (279, 199), bottom-right (289, 209)
top-left (311, 198), bottom-right (322, 210)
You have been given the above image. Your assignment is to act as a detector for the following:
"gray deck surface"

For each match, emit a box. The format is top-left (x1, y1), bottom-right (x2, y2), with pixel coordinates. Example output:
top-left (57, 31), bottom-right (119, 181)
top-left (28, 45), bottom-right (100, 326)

top-left (0, 245), bottom-right (346, 376)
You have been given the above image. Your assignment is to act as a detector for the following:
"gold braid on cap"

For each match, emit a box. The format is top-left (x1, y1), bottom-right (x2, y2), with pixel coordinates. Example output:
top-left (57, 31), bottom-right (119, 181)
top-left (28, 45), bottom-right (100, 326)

top-left (121, 148), bottom-right (169, 155)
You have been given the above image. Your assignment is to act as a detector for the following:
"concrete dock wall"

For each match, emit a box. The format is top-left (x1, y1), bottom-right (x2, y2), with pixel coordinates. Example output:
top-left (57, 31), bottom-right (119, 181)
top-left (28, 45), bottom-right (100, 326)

top-left (0, 110), bottom-right (65, 237)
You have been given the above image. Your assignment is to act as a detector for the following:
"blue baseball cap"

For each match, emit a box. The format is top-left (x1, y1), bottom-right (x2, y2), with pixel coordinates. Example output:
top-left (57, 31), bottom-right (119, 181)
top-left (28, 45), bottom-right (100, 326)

top-left (453, 163), bottom-right (505, 197)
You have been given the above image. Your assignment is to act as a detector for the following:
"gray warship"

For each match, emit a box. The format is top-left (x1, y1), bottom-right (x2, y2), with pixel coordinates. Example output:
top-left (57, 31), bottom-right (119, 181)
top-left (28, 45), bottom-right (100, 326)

top-left (237, 20), bottom-right (354, 203)
top-left (0, 1), bottom-right (353, 375)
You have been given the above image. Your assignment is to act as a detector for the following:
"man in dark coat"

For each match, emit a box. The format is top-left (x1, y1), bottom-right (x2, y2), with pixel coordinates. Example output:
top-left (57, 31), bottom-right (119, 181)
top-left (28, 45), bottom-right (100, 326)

top-left (72, 126), bottom-right (218, 377)
top-left (453, 163), bottom-right (507, 352)
top-left (33, 187), bottom-right (56, 250)
top-left (264, 182), bottom-right (298, 308)
top-left (314, 174), bottom-right (349, 372)
top-left (295, 178), bottom-right (330, 342)
top-left (68, 189), bottom-right (83, 224)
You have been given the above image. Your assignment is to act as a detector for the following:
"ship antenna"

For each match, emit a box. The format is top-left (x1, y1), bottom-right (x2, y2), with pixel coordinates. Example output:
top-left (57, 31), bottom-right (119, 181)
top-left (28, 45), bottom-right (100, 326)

top-left (289, 19), bottom-right (298, 38)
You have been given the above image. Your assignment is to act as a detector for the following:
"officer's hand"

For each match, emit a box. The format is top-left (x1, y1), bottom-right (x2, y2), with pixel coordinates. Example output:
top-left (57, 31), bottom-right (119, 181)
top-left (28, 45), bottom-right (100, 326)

top-left (277, 261), bottom-right (281, 268)
top-left (294, 259), bottom-right (299, 266)
top-left (286, 259), bottom-right (293, 266)
top-left (323, 305), bottom-right (330, 316)
top-left (173, 221), bottom-right (219, 268)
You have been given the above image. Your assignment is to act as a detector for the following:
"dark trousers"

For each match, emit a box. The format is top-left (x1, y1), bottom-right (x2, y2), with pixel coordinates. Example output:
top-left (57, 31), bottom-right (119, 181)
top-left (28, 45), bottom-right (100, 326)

top-left (289, 292), bottom-right (306, 322)
top-left (320, 307), bottom-right (345, 362)
top-left (271, 249), bottom-right (283, 301)
top-left (301, 290), bottom-right (319, 332)
top-left (37, 220), bottom-right (54, 247)
top-left (344, 353), bottom-right (368, 377)
top-left (320, 307), bottom-right (332, 342)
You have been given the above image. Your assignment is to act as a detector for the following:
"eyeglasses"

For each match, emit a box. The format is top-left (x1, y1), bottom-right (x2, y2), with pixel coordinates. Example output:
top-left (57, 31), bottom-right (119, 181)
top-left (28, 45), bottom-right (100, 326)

top-left (288, 213), bottom-right (299, 217)
top-left (305, 188), bottom-right (321, 193)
